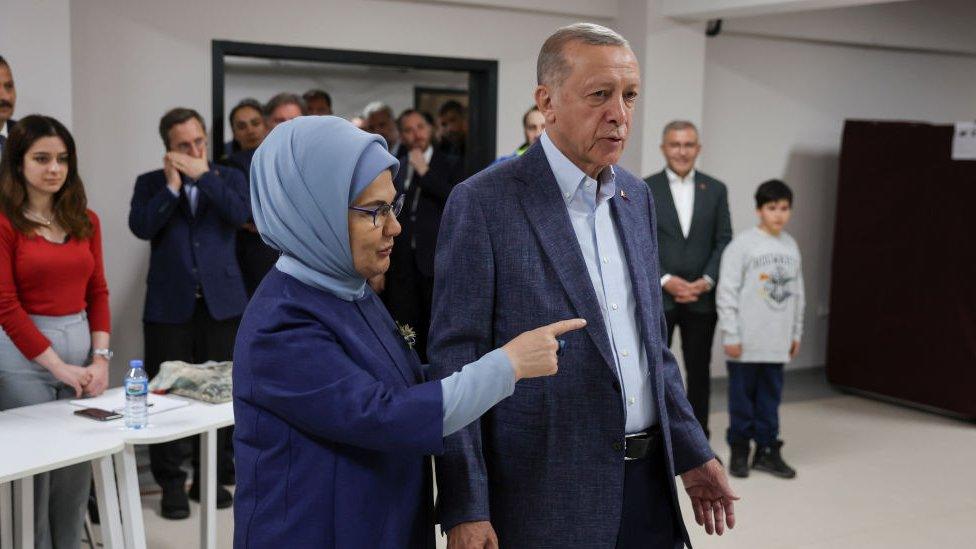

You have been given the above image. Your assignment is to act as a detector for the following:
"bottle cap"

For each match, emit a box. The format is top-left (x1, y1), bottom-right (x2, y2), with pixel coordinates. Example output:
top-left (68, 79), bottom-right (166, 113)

top-left (130, 359), bottom-right (144, 369)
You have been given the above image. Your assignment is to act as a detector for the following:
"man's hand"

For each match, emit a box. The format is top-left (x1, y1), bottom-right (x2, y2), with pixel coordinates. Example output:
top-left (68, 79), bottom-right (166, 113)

top-left (724, 344), bottom-right (742, 359)
top-left (85, 357), bottom-right (110, 397)
top-left (680, 458), bottom-right (739, 535)
top-left (690, 277), bottom-right (712, 294)
top-left (408, 148), bottom-right (429, 177)
top-left (163, 154), bottom-right (182, 193)
top-left (447, 521), bottom-right (498, 549)
top-left (790, 339), bottom-right (801, 359)
top-left (664, 276), bottom-right (699, 304)
top-left (166, 152), bottom-right (210, 181)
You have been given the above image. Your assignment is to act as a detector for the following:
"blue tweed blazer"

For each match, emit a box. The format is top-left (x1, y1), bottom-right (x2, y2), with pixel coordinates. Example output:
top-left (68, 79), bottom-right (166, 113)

top-left (429, 142), bottom-right (713, 548)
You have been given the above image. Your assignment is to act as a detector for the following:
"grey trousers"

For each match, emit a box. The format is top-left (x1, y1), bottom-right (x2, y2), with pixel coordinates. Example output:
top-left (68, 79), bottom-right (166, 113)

top-left (0, 312), bottom-right (93, 549)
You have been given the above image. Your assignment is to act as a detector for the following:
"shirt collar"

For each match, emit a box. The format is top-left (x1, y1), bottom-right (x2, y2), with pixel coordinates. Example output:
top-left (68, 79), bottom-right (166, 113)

top-left (665, 167), bottom-right (696, 185)
top-left (540, 131), bottom-right (616, 205)
top-left (423, 145), bottom-right (433, 163)
top-left (0, 121), bottom-right (8, 138)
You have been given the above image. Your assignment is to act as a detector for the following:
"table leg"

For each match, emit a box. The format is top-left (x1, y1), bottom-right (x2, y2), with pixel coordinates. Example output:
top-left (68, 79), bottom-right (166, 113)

top-left (199, 428), bottom-right (217, 549)
top-left (115, 446), bottom-right (147, 549)
top-left (1, 482), bottom-right (12, 549)
top-left (11, 478), bottom-right (31, 549)
top-left (92, 455), bottom-right (125, 549)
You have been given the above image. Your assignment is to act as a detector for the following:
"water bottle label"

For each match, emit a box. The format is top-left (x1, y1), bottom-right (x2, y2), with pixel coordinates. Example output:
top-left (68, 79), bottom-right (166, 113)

top-left (125, 381), bottom-right (147, 396)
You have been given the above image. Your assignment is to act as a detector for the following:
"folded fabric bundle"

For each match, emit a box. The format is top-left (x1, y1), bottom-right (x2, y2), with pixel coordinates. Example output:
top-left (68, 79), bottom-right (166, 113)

top-left (147, 360), bottom-right (233, 404)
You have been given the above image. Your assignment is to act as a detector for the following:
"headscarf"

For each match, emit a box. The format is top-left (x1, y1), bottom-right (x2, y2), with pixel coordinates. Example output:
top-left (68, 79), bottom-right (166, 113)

top-left (250, 116), bottom-right (399, 300)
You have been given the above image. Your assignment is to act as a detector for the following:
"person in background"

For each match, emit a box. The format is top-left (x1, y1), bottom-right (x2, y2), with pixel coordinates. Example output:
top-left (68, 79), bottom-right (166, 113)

top-left (364, 101), bottom-right (404, 159)
top-left (350, 115), bottom-right (366, 129)
top-left (492, 105), bottom-right (545, 165)
top-left (0, 55), bottom-right (17, 158)
top-left (302, 89), bottom-right (333, 116)
top-left (644, 120), bottom-right (732, 439)
top-left (437, 100), bottom-right (467, 159)
top-left (717, 179), bottom-right (804, 480)
top-left (264, 92), bottom-right (305, 130)
top-left (223, 98), bottom-right (267, 160)
top-left (0, 115), bottom-right (111, 549)
top-left (128, 107), bottom-right (250, 519)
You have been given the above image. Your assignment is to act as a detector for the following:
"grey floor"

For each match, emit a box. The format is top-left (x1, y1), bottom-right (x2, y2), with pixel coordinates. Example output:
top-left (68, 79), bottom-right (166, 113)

top-left (94, 368), bottom-right (975, 548)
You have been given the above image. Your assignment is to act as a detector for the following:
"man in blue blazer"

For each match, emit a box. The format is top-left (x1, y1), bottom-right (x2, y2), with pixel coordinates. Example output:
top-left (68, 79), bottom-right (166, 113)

top-left (129, 107), bottom-right (250, 519)
top-left (430, 24), bottom-right (737, 548)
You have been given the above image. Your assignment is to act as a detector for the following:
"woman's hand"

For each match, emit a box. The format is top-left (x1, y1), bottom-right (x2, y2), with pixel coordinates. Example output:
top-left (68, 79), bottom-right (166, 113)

top-left (50, 362), bottom-right (93, 398)
top-left (85, 357), bottom-right (110, 397)
top-left (502, 318), bottom-right (587, 380)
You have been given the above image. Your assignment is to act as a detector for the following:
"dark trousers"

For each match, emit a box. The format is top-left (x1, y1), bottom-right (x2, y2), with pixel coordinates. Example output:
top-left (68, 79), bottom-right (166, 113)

top-left (726, 361), bottom-right (784, 447)
top-left (383, 251), bottom-right (433, 362)
top-left (616, 437), bottom-right (682, 549)
top-left (665, 307), bottom-right (717, 438)
top-left (143, 298), bottom-right (239, 489)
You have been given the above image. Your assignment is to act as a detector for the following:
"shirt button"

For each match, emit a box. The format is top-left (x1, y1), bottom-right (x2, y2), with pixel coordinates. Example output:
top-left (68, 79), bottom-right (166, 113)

top-left (611, 303), bottom-right (618, 310)
top-left (602, 257), bottom-right (609, 264)
top-left (621, 350), bottom-right (629, 357)
top-left (585, 181), bottom-right (592, 188)
top-left (564, 193), bottom-right (571, 199)
top-left (627, 397), bottom-right (636, 406)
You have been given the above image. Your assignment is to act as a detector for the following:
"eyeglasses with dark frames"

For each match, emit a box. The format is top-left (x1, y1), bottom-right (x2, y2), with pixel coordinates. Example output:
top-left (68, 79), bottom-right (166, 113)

top-left (348, 193), bottom-right (405, 228)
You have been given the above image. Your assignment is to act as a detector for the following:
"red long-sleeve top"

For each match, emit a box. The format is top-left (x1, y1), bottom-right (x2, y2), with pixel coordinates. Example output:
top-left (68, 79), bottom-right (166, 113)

top-left (0, 210), bottom-right (111, 359)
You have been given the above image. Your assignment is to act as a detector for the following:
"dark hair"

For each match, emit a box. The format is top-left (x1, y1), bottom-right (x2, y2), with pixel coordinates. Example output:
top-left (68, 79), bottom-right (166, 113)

top-left (438, 100), bottom-right (465, 117)
top-left (159, 107), bottom-right (206, 149)
top-left (0, 115), bottom-right (93, 239)
top-left (302, 89), bottom-right (332, 108)
top-left (397, 109), bottom-right (434, 131)
top-left (264, 93), bottom-right (306, 117)
top-left (229, 98), bottom-right (263, 125)
top-left (0, 55), bottom-right (8, 68)
top-left (755, 179), bottom-right (793, 209)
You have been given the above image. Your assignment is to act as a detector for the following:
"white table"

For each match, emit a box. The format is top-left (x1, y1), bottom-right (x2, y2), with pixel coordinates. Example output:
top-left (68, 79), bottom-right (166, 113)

top-left (0, 410), bottom-right (125, 549)
top-left (4, 393), bottom-right (234, 549)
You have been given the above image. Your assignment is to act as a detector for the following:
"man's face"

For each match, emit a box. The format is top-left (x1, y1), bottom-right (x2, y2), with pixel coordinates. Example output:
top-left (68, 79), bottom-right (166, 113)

top-left (306, 97), bottom-right (332, 116)
top-left (0, 64), bottom-right (16, 126)
top-left (537, 43), bottom-right (640, 177)
top-left (523, 110), bottom-right (545, 147)
top-left (268, 103), bottom-right (303, 129)
top-left (400, 113), bottom-right (432, 151)
top-left (438, 110), bottom-right (466, 145)
top-left (661, 128), bottom-right (700, 178)
top-left (231, 106), bottom-right (267, 150)
top-left (366, 111), bottom-right (398, 145)
top-left (168, 118), bottom-right (208, 159)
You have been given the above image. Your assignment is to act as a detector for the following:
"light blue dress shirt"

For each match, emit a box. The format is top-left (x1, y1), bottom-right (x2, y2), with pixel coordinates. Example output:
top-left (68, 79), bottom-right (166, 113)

top-left (540, 132), bottom-right (657, 433)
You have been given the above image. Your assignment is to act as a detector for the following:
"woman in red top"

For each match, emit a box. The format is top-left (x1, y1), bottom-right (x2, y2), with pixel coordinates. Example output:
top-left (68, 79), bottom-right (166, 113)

top-left (0, 115), bottom-right (111, 549)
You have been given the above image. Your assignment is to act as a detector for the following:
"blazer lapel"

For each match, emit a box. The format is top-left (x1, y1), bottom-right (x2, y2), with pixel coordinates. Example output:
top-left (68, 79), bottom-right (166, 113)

top-left (515, 145), bottom-right (617, 372)
top-left (688, 172), bottom-right (709, 239)
top-left (356, 296), bottom-right (420, 385)
top-left (653, 171), bottom-right (684, 240)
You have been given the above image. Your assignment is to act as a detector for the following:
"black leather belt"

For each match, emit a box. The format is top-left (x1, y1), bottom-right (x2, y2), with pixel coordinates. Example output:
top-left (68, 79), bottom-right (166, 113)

top-left (624, 425), bottom-right (661, 461)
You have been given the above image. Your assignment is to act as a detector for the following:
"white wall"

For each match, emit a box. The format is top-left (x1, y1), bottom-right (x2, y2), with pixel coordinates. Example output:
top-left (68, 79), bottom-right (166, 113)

top-left (225, 61), bottom-right (468, 123)
top-left (66, 0), bottom-right (603, 374)
top-left (0, 0), bottom-right (72, 126)
top-left (700, 30), bottom-right (976, 373)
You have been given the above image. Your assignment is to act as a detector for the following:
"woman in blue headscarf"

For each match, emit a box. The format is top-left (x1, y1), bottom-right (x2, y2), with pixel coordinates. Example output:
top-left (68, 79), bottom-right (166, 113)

top-left (232, 116), bottom-right (584, 548)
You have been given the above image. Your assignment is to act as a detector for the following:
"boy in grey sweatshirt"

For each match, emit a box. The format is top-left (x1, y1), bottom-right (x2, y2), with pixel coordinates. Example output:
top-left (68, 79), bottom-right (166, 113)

top-left (717, 179), bottom-right (804, 480)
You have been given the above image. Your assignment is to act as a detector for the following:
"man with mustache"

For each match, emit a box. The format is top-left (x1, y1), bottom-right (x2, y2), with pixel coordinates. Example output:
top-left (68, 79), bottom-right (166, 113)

top-left (0, 55), bottom-right (17, 158)
top-left (431, 23), bottom-right (737, 549)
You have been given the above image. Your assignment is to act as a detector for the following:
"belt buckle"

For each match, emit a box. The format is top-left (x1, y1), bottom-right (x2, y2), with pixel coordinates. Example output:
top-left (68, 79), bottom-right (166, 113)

top-left (624, 431), bottom-right (648, 461)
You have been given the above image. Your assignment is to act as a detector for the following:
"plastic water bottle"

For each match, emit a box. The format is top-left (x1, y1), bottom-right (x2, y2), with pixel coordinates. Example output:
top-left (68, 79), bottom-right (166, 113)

top-left (124, 360), bottom-right (149, 430)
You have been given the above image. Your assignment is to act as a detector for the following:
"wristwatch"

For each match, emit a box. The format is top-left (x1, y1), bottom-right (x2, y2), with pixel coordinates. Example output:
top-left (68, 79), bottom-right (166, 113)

top-left (92, 348), bottom-right (114, 361)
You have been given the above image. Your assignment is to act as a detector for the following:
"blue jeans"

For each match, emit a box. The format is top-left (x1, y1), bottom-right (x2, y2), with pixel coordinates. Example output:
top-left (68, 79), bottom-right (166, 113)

top-left (726, 361), bottom-right (784, 447)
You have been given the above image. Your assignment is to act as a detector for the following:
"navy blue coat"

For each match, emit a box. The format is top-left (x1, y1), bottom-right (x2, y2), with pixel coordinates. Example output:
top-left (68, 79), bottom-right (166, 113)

top-left (232, 269), bottom-right (444, 548)
top-left (128, 165), bottom-right (250, 323)
top-left (429, 142), bottom-right (713, 548)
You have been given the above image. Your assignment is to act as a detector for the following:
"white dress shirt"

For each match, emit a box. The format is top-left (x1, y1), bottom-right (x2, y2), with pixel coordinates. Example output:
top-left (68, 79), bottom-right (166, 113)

top-left (403, 145), bottom-right (433, 193)
top-left (666, 167), bottom-right (696, 238)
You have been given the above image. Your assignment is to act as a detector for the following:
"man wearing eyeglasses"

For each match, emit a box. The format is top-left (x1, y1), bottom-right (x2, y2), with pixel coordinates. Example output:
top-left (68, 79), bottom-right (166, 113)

top-left (128, 107), bottom-right (250, 520)
top-left (382, 108), bottom-right (463, 362)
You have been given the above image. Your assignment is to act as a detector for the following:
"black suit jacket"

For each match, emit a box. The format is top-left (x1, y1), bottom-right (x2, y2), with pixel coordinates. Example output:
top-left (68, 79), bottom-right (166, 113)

top-left (645, 169), bottom-right (732, 313)
top-left (392, 149), bottom-right (463, 277)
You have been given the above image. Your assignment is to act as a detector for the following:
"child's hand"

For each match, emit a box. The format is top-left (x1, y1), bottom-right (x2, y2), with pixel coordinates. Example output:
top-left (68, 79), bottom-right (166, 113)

top-left (724, 344), bottom-right (742, 358)
top-left (790, 340), bottom-right (801, 359)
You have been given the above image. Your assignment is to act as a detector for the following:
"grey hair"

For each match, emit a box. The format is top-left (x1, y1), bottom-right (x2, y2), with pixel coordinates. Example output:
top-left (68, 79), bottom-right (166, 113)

top-left (662, 120), bottom-right (699, 140)
top-left (537, 23), bottom-right (630, 88)
top-left (362, 101), bottom-right (394, 120)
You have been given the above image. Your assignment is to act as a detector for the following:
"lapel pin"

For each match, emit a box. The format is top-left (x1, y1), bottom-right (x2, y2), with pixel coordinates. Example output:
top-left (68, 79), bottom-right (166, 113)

top-left (698, 183), bottom-right (706, 190)
top-left (619, 189), bottom-right (629, 201)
